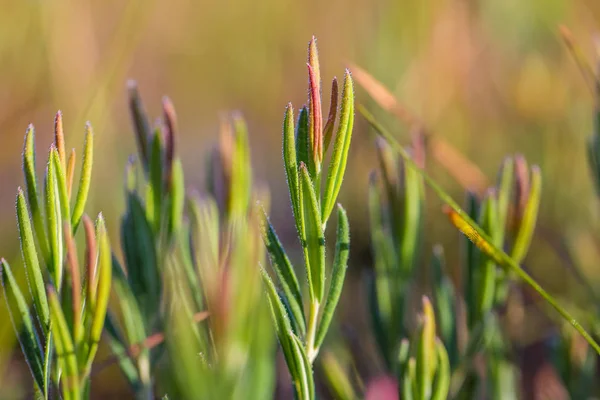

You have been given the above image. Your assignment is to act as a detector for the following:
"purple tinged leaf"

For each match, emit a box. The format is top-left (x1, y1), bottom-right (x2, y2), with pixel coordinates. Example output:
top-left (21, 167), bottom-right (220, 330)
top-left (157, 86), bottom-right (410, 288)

top-left (323, 78), bottom-right (338, 154)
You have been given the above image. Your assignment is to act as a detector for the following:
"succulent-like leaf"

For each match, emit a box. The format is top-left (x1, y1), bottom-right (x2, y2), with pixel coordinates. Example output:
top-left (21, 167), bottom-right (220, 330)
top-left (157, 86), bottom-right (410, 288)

top-left (323, 78), bottom-right (338, 154)
top-left (51, 148), bottom-right (71, 229)
top-left (299, 163), bottom-right (325, 302)
top-left (296, 107), bottom-right (312, 181)
top-left (322, 70), bottom-right (354, 225)
top-left (260, 268), bottom-right (300, 381)
top-left (283, 104), bottom-right (301, 226)
top-left (399, 155), bottom-right (424, 277)
top-left (0, 259), bottom-right (46, 393)
top-left (416, 297), bottom-right (437, 400)
top-left (71, 123), bottom-right (93, 233)
top-left (167, 159), bottom-right (185, 239)
top-left (48, 286), bottom-right (80, 400)
top-left (147, 129), bottom-right (164, 231)
top-left (314, 204), bottom-right (349, 348)
top-left (430, 245), bottom-right (457, 367)
top-left (475, 191), bottom-right (499, 322)
top-left (261, 210), bottom-right (305, 335)
top-left (229, 115), bottom-right (252, 217)
top-left (45, 145), bottom-right (63, 288)
top-left (290, 331), bottom-right (315, 400)
top-left (64, 222), bottom-right (83, 348)
top-left (84, 214), bottom-right (111, 374)
top-left (22, 125), bottom-right (49, 261)
top-left (16, 189), bottom-right (50, 333)
top-left (496, 156), bottom-right (514, 243)
top-left (66, 148), bottom-right (76, 200)
top-left (54, 111), bottom-right (66, 170)
top-left (402, 357), bottom-right (416, 400)
top-left (121, 192), bottom-right (160, 315)
top-left (431, 339), bottom-right (450, 400)
top-left (162, 96), bottom-right (177, 190)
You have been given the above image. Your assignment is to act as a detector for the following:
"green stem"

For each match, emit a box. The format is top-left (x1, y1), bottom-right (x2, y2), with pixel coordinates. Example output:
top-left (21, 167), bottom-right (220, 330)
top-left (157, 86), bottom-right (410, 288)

top-left (306, 300), bottom-right (320, 362)
top-left (359, 104), bottom-right (600, 356)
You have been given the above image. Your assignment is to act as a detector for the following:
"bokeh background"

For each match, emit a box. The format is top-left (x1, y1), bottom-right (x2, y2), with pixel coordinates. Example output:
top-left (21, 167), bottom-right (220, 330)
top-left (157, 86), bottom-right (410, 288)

top-left (2, 0), bottom-right (600, 398)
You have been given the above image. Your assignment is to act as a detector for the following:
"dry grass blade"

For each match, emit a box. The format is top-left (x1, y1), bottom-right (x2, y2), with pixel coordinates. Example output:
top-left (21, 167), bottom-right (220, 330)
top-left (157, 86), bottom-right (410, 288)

top-left (349, 63), bottom-right (488, 195)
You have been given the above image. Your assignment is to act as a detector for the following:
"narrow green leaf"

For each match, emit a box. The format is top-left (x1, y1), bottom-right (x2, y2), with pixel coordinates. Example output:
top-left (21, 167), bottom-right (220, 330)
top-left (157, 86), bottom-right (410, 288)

top-left (299, 163), bottom-right (325, 302)
top-left (66, 148), bottom-right (76, 201)
top-left (104, 314), bottom-right (141, 391)
top-left (51, 148), bottom-right (71, 230)
top-left (399, 155), bottom-right (424, 277)
top-left (368, 172), bottom-right (394, 364)
top-left (47, 286), bottom-right (80, 400)
top-left (361, 107), bottom-right (600, 356)
top-left (167, 158), bottom-right (185, 239)
top-left (54, 111), bottom-right (66, 171)
top-left (45, 145), bottom-right (63, 288)
top-left (296, 107), bottom-right (312, 181)
top-left (64, 223), bottom-right (83, 349)
top-left (431, 339), bottom-right (450, 400)
top-left (290, 331), bottom-right (315, 400)
top-left (188, 194), bottom-right (220, 293)
top-left (510, 165), bottom-right (541, 264)
top-left (496, 157), bottom-right (514, 243)
top-left (16, 189), bottom-right (50, 333)
top-left (121, 193), bottom-right (159, 315)
top-left (147, 129), bottom-right (164, 231)
top-left (322, 70), bottom-right (354, 225)
top-left (430, 245), bottom-right (457, 367)
top-left (475, 191), bottom-right (499, 321)
top-left (23, 125), bottom-right (50, 261)
top-left (0, 259), bottom-right (45, 393)
top-left (283, 104), bottom-right (301, 227)
top-left (260, 268), bottom-right (300, 382)
top-left (229, 114), bottom-right (252, 216)
top-left (127, 81), bottom-right (152, 171)
top-left (402, 357), bottom-right (416, 400)
top-left (260, 209), bottom-right (305, 335)
top-left (416, 297), bottom-right (436, 400)
top-left (71, 123), bottom-right (93, 233)
top-left (314, 204), bottom-right (349, 348)
top-left (84, 213), bottom-right (111, 375)
top-left (162, 96), bottom-right (177, 191)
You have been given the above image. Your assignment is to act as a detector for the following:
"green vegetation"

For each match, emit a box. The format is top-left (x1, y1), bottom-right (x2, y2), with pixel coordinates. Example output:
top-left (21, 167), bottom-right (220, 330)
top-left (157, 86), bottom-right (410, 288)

top-left (3, 31), bottom-right (600, 399)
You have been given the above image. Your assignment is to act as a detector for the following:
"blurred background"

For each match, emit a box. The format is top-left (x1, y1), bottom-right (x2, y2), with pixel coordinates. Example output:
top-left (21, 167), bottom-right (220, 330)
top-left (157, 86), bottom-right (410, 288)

top-left (2, 0), bottom-right (600, 398)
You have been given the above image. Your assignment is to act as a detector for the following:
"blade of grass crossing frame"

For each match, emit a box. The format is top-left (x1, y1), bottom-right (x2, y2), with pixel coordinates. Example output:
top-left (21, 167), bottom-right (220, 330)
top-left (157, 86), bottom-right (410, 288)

top-left (359, 104), bottom-right (600, 355)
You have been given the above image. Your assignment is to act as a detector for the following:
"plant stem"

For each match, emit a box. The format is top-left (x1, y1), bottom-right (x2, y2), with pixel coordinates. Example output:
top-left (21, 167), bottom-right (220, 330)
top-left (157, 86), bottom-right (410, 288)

top-left (306, 300), bottom-right (320, 362)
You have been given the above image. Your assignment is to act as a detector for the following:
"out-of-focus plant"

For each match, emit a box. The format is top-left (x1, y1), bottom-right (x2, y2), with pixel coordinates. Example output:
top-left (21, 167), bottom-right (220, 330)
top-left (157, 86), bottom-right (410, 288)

top-left (0, 114), bottom-right (112, 400)
top-left (367, 135), bottom-right (424, 371)
top-left (261, 36), bottom-right (354, 399)
top-left (396, 297), bottom-right (451, 400)
top-left (360, 103), bottom-right (600, 399)
top-left (106, 84), bottom-right (274, 399)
